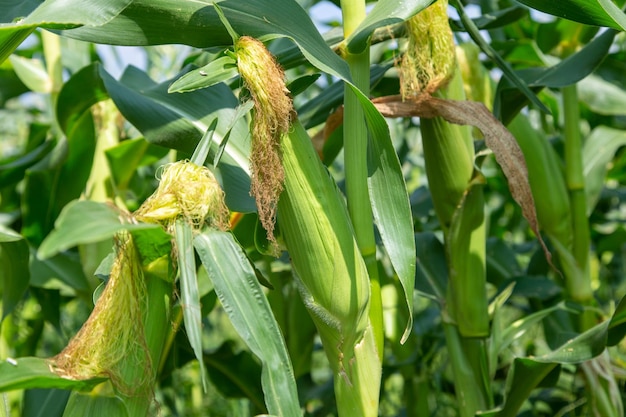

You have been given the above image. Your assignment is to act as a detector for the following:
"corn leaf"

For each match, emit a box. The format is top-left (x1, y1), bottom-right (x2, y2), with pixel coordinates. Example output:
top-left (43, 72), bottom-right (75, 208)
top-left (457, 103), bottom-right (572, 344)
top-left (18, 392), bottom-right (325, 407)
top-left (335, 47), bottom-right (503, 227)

top-left (174, 220), bottom-right (209, 392)
top-left (62, 392), bottom-right (128, 417)
top-left (0, 357), bottom-right (104, 392)
top-left (23, 389), bottom-right (70, 417)
top-left (168, 55), bottom-right (238, 93)
top-left (347, 0), bottom-right (433, 53)
top-left (98, 65), bottom-right (256, 213)
top-left (194, 229), bottom-right (302, 417)
top-left (38, 200), bottom-right (158, 259)
top-left (583, 126), bottom-right (626, 214)
top-left (0, 0), bottom-right (133, 64)
top-left (515, 0), bottom-right (626, 31)
top-left (494, 359), bottom-right (560, 417)
top-left (364, 100), bottom-right (416, 344)
top-left (0, 226), bottom-right (30, 320)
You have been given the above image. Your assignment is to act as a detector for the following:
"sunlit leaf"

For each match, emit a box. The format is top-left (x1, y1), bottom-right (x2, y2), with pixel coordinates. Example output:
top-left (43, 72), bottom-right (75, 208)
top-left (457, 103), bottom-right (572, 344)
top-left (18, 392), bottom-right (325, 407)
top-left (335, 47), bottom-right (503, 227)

top-left (0, 357), bottom-right (104, 392)
top-left (515, 0), bottom-right (626, 31)
top-left (194, 229), bottom-right (301, 417)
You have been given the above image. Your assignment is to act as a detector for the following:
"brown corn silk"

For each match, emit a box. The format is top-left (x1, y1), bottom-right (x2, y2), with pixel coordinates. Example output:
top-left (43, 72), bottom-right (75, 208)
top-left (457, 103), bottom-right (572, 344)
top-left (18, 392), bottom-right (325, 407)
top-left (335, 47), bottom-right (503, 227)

top-left (235, 36), bottom-right (293, 251)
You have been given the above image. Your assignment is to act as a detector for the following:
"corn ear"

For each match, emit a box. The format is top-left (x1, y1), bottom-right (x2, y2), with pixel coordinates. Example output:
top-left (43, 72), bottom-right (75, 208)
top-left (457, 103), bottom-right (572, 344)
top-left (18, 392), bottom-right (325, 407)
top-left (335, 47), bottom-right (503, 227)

top-left (507, 115), bottom-right (573, 250)
top-left (419, 70), bottom-right (476, 225)
top-left (278, 120), bottom-right (370, 353)
top-left (278, 120), bottom-right (379, 415)
top-left (404, 2), bottom-right (489, 337)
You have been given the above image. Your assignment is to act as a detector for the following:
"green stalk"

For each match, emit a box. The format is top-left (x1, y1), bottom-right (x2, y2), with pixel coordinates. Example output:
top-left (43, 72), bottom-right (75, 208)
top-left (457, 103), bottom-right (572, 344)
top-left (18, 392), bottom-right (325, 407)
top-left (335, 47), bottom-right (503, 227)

top-left (421, 68), bottom-right (491, 413)
top-left (443, 323), bottom-right (489, 417)
top-left (41, 30), bottom-right (62, 132)
top-left (562, 85), bottom-right (593, 308)
top-left (340, 0), bottom-right (384, 360)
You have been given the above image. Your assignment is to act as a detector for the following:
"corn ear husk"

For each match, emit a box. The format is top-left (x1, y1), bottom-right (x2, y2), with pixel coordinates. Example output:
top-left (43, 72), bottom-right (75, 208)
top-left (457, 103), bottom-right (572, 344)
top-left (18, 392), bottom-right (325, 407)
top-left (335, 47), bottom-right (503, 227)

top-left (278, 120), bottom-right (379, 415)
top-left (51, 231), bottom-right (152, 396)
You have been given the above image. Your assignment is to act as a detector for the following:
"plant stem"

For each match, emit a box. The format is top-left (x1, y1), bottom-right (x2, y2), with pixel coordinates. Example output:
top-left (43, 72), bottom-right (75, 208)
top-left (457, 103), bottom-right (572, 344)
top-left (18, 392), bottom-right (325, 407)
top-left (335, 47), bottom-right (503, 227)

top-left (340, 0), bottom-right (384, 360)
top-left (41, 30), bottom-right (62, 131)
top-left (562, 85), bottom-right (593, 321)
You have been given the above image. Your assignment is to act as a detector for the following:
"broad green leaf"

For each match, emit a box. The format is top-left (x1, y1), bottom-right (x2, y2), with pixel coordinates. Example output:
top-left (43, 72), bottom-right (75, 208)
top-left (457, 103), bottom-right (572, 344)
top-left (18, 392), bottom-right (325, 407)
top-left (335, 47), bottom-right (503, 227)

top-left (38, 200), bottom-right (157, 259)
top-left (0, 139), bottom-right (54, 187)
top-left (578, 73), bottom-right (626, 115)
top-left (23, 389), bottom-right (70, 417)
top-left (0, 59), bottom-right (29, 106)
top-left (21, 105), bottom-right (96, 245)
top-left (0, 0), bottom-right (133, 64)
top-left (174, 220), bottom-right (209, 391)
top-left (168, 55), bottom-right (239, 93)
top-left (515, 0), bottom-right (626, 31)
top-left (347, 0), bottom-right (433, 53)
top-left (194, 229), bottom-right (301, 417)
top-left (583, 126), bottom-right (626, 214)
top-left (100, 65), bottom-right (256, 213)
top-left (366, 100), bottom-right (415, 343)
top-left (105, 138), bottom-right (168, 191)
top-left (56, 63), bottom-right (109, 136)
top-left (0, 357), bottom-right (104, 392)
top-left (9, 55), bottom-right (50, 93)
top-left (495, 358), bottom-right (560, 417)
top-left (0, 226), bottom-right (30, 320)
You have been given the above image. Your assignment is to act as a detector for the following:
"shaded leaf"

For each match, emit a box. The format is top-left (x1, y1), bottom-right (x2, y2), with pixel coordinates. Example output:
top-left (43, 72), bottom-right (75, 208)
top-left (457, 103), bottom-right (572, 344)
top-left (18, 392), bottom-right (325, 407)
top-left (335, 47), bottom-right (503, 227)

top-left (23, 389), bottom-right (70, 417)
top-left (0, 226), bottom-right (30, 320)
top-left (495, 358), bottom-right (560, 417)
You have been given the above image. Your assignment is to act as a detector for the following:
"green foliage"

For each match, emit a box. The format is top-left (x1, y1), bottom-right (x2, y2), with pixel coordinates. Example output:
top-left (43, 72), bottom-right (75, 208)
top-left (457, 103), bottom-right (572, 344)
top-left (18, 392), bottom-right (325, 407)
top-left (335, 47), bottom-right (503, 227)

top-left (1, 0), bottom-right (626, 416)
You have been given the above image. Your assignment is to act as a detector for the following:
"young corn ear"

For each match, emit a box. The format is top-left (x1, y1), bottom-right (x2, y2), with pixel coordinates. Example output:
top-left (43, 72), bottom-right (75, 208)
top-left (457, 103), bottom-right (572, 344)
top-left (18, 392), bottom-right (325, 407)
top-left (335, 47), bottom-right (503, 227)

top-left (278, 120), bottom-right (379, 415)
top-left (402, 1), bottom-right (489, 337)
top-left (507, 115), bottom-right (572, 249)
top-left (235, 36), bottom-right (292, 250)
top-left (51, 230), bottom-right (152, 397)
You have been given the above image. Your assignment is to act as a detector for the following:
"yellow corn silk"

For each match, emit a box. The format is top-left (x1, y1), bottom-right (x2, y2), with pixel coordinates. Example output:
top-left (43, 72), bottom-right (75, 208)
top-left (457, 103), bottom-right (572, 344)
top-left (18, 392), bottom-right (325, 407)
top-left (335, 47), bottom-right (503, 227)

top-left (51, 231), bottom-right (152, 396)
top-left (400, 0), bottom-right (455, 98)
top-left (235, 36), bottom-right (293, 251)
top-left (134, 160), bottom-right (229, 232)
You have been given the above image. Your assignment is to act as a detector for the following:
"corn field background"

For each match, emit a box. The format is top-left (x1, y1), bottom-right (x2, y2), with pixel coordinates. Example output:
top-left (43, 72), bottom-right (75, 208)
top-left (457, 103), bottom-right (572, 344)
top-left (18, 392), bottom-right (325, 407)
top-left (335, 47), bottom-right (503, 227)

top-left (1, 0), bottom-right (626, 416)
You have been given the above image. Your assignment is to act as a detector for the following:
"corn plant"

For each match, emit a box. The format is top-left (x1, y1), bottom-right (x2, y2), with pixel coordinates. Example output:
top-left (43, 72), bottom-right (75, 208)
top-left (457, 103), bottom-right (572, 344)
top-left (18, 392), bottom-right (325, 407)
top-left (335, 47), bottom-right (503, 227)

top-left (2, 0), bottom-right (626, 416)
